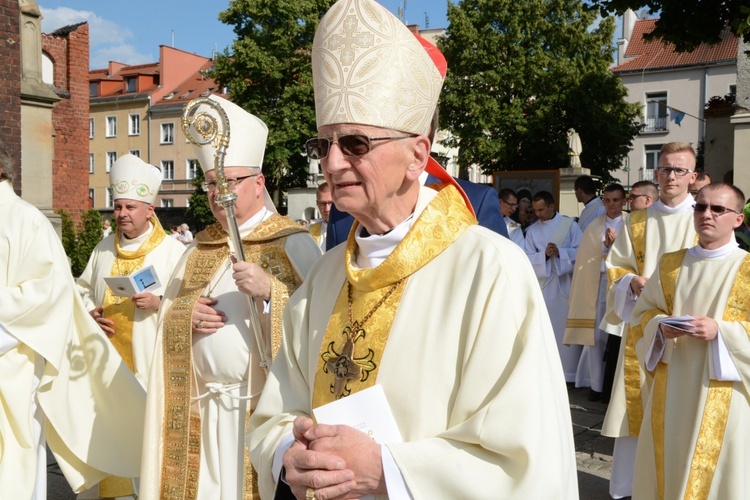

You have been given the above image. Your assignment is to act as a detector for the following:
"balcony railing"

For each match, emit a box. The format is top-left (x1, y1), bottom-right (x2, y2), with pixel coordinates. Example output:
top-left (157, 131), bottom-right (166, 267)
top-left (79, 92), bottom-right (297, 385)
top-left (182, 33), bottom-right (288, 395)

top-left (640, 168), bottom-right (655, 181)
top-left (642, 116), bottom-right (668, 133)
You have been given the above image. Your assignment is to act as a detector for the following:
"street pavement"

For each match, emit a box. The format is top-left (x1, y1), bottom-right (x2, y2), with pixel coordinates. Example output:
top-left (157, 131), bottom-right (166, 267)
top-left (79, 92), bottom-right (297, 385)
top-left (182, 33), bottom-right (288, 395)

top-left (47, 386), bottom-right (615, 499)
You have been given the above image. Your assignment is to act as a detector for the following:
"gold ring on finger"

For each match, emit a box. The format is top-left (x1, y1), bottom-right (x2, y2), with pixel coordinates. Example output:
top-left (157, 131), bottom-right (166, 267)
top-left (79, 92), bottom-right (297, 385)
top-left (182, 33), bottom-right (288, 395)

top-left (306, 488), bottom-right (316, 500)
top-left (196, 320), bottom-right (204, 329)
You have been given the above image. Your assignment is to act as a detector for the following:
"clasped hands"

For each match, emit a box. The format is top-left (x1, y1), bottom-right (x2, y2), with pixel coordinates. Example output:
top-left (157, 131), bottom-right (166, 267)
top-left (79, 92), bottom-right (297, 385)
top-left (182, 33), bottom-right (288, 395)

top-left (283, 416), bottom-right (387, 500)
top-left (191, 260), bottom-right (271, 334)
top-left (545, 242), bottom-right (559, 258)
top-left (660, 316), bottom-right (718, 341)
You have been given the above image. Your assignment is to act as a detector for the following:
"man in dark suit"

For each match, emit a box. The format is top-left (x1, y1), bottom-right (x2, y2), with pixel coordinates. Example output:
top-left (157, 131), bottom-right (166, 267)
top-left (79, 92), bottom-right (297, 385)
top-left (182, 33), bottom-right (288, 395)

top-left (326, 171), bottom-right (508, 250)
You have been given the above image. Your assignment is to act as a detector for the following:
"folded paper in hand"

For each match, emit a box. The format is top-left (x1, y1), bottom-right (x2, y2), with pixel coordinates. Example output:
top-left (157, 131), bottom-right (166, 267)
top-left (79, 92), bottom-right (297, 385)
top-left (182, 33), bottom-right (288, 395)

top-left (312, 385), bottom-right (403, 444)
top-left (659, 315), bottom-right (695, 333)
top-left (103, 265), bottom-right (161, 297)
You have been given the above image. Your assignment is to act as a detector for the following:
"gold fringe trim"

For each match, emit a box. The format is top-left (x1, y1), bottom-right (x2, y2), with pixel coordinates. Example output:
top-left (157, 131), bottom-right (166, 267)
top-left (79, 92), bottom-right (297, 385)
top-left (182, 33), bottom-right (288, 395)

top-left (566, 318), bottom-right (596, 329)
top-left (652, 362), bottom-right (668, 500)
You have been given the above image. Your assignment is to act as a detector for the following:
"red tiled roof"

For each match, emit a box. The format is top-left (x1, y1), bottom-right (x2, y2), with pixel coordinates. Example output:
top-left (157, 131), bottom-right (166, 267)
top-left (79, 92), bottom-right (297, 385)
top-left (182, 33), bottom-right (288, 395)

top-left (613, 19), bottom-right (738, 73)
top-left (152, 60), bottom-right (226, 106)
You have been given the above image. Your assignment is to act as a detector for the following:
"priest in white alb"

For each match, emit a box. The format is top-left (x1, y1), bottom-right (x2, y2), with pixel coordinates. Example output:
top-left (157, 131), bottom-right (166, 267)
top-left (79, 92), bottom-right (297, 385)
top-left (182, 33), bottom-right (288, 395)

top-left (248, 2), bottom-right (578, 499)
top-left (630, 182), bottom-right (750, 499)
top-left (524, 190), bottom-right (583, 382)
top-left (601, 142), bottom-right (698, 499)
top-left (565, 183), bottom-right (626, 401)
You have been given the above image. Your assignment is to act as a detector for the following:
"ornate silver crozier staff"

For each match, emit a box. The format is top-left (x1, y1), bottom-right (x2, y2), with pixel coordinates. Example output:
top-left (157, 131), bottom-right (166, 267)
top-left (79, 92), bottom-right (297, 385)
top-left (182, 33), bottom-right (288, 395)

top-left (181, 97), bottom-right (270, 373)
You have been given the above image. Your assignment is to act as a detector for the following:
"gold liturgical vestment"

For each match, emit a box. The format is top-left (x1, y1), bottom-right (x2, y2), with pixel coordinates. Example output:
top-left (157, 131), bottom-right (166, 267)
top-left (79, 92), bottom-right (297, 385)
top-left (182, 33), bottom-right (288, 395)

top-left (140, 214), bottom-right (317, 500)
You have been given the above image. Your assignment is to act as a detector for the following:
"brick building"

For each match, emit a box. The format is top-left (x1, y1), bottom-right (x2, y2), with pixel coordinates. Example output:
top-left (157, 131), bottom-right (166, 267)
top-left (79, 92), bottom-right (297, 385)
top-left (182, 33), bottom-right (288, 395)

top-left (43, 22), bottom-right (91, 220)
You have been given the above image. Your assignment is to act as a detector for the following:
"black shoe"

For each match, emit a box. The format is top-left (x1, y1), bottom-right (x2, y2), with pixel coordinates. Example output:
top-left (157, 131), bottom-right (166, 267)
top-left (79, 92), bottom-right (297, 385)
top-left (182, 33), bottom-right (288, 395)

top-left (587, 390), bottom-right (602, 402)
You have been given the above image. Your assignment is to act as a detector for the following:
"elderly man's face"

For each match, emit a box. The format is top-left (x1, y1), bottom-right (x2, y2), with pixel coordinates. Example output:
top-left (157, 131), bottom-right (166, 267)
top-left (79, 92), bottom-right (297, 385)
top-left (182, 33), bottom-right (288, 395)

top-left (319, 124), bottom-right (424, 233)
top-left (206, 167), bottom-right (265, 228)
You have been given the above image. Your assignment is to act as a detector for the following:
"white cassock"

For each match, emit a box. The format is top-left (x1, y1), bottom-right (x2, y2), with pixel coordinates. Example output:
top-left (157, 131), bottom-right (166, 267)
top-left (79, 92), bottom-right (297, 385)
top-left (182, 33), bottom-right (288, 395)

top-left (308, 219), bottom-right (327, 252)
top-left (0, 180), bottom-right (145, 498)
top-left (140, 208), bottom-right (321, 500)
top-left (249, 186), bottom-right (578, 499)
top-left (577, 196), bottom-right (606, 233)
top-left (524, 212), bottom-right (583, 381)
top-left (504, 215), bottom-right (525, 247)
top-left (77, 223), bottom-right (186, 387)
top-left (601, 195), bottom-right (696, 499)
top-left (571, 214), bottom-right (624, 392)
top-left (631, 243), bottom-right (750, 499)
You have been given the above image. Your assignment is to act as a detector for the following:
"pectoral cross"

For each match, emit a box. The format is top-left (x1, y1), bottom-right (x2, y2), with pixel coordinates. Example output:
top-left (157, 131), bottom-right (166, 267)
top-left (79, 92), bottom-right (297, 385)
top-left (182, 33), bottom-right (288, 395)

top-left (325, 339), bottom-right (361, 397)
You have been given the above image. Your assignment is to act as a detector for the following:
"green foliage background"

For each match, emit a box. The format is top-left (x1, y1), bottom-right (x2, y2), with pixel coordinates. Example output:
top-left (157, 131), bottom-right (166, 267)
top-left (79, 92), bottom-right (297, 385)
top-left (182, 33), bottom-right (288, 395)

top-left (439, 0), bottom-right (642, 181)
top-left (56, 209), bottom-right (103, 277)
top-left (210, 0), bottom-right (337, 206)
top-left (186, 168), bottom-right (216, 231)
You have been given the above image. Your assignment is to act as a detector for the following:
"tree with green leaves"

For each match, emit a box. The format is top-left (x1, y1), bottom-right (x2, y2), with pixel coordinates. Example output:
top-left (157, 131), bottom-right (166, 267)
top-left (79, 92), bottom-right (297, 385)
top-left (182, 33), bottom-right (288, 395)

top-left (590, 0), bottom-right (750, 52)
top-left (55, 208), bottom-right (104, 277)
top-left (439, 0), bottom-right (642, 180)
top-left (186, 167), bottom-right (215, 232)
top-left (211, 0), bottom-right (337, 207)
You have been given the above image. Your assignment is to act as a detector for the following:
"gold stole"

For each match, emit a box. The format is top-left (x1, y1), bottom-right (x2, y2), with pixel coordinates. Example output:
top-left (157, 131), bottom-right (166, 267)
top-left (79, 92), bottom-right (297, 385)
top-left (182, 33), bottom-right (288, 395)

top-left (312, 184), bottom-right (477, 407)
top-left (616, 209), bottom-right (648, 437)
top-left (159, 216), bottom-right (306, 500)
top-left (648, 251), bottom-right (750, 500)
top-left (102, 215), bottom-right (166, 372)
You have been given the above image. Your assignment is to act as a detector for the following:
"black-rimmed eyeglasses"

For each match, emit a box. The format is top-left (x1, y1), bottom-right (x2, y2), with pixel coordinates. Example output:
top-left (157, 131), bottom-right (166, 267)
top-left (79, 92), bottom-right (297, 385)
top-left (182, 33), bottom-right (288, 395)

top-left (692, 203), bottom-right (741, 216)
top-left (201, 174), bottom-right (258, 193)
top-left (305, 134), bottom-right (417, 160)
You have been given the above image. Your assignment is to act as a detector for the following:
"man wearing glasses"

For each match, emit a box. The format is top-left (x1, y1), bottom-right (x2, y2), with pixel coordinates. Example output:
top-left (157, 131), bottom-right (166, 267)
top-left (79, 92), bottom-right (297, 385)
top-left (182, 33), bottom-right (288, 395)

top-left (248, 1), bottom-right (578, 498)
top-left (630, 182), bottom-right (750, 499)
top-left (628, 180), bottom-right (658, 211)
top-left (601, 142), bottom-right (698, 500)
top-left (140, 95), bottom-right (321, 499)
top-left (309, 182), bottom-right (333, 252)
top-left (499, 188), bottom-right (525, 246)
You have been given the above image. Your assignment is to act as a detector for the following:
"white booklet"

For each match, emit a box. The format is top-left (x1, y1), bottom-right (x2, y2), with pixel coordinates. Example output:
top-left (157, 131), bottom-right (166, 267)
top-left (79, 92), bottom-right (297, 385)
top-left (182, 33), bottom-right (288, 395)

top-left (312, 384), bottom-right (403, 444)
top-left (659, 315), bottom-right (696, 333)
top-left (103, 264), bottom-right (161, 297)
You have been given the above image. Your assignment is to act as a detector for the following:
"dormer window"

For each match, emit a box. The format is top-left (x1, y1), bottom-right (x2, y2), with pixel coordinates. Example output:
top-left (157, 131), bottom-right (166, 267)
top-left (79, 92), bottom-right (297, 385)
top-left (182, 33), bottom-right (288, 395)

top-left (126, 77), bottom-right (137, 93)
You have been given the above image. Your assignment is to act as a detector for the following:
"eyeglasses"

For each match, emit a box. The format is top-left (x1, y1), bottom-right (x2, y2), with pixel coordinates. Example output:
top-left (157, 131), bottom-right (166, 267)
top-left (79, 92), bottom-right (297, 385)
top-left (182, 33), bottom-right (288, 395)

top-left (501, 200), bottom-right (518, 208)
top-left (305, 134), bottom-right (417, 160)
top-left (629, 193), bottom-right (649, 200)
top-left (692, 203), bottom-right (741, 216)
top-left (316, 201), bottom-right (333, 208)
top-left (656, 166), bottom-right (693, 177)
top-left (201, 174), bottom-right (258, 193)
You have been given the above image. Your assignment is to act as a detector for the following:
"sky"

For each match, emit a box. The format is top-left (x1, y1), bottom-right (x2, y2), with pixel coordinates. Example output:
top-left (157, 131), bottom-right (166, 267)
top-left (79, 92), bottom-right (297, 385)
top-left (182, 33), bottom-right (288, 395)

top-left (38, 1), bottom-right (451, 70)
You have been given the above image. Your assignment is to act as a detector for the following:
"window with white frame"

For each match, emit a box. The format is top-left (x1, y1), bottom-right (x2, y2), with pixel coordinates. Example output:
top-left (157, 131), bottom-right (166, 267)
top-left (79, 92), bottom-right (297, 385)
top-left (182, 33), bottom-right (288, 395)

top-left (129, 149), bottom-right (140, 158)
top-left (89, 153), bottom-right (94, 174)
top-left (161, 123), bottom-right (174, 144)
top-left (106, 116), bottom-right (117, 137)
top-left (89, 118), bottom-right (94, 139)
top-left (643, 144), bottom-right (663, 180)
top-left (105, 187), bottom-right (113, 208)
top-left (129, 114), bottom-right (140, 136)
top-left (161, 199), bottom-right (174, 208)
top-left (644, 92), bottom-right (668, 133)
top-left (89, 188), bottom-right (94, 201)
top-left (162, 160), bottom-right (174, 180)
top-left (186, 158), bottom-right (200, 179)
top-left (106, 151), bottom-right (117, 172)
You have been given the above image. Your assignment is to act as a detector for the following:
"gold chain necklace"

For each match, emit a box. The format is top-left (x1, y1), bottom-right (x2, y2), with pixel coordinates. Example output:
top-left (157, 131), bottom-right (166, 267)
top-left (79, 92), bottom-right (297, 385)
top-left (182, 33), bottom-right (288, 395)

top-left (326, 278), bottom-right (403, 397)
top-left (205, 256), bottom-right (233, 298)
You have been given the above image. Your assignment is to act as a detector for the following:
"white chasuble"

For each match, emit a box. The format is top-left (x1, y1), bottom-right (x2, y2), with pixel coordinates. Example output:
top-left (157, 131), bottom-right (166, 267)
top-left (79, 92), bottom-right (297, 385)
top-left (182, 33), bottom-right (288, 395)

top-left (631, 247), bottom-right (750, 500)
top-left (249, 186), bottom-right (579, 499)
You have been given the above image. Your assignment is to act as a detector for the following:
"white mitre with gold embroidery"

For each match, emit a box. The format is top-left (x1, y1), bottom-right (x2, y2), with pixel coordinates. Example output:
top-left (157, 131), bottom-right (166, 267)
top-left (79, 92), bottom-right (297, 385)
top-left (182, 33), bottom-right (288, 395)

top-left (186, 94), bottom-right (277, 212)
top-left (109, 153), bottom-right (162, 204)
top-left (313, 0), bottom-right (444, 135)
